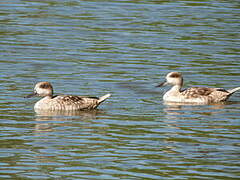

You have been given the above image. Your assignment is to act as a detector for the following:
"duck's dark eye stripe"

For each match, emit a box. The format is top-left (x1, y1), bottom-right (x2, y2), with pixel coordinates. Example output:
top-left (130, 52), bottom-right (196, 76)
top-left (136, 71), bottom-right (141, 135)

top-left (39, 84), bottom-right (51, 89)
top-left (169, 73), bottom-right (181, 78)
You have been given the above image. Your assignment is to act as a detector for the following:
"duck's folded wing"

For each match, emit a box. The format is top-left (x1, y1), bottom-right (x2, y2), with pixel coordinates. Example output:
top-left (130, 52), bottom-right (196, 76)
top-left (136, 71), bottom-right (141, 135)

top-left (54, 95), bottom-right (99, 109)
top-left (181, 87), bottom-right (215, 98)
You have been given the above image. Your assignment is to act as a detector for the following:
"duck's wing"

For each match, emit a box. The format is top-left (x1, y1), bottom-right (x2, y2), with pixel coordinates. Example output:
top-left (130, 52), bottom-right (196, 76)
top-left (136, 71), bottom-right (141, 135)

top-left (52, 95), bottom-right (99, 110)
top-left (53, 94), bottom-right (110, 110)
top-left (181, 87), bottom-right (230, 102)
top-left (54, 94), bottom-right (98, 100)
top-left (56, 94), bottom-right (111, 104)
top-left (181, 87), bottom-right (214, 98)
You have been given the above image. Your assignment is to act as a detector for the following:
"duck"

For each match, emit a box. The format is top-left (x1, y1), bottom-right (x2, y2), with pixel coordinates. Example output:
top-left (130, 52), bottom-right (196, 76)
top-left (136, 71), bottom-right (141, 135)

top-left (157, 72), bottom-right (240, 104)
top-left (25, 82), bottom-right (111, 111)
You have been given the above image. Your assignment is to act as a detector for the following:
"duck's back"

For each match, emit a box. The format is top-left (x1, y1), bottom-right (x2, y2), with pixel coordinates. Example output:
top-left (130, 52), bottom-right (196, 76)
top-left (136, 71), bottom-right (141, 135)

top-left (35, 95), bottom-right (100, 110)
top-left (181, 87), bottom-right (230, 103)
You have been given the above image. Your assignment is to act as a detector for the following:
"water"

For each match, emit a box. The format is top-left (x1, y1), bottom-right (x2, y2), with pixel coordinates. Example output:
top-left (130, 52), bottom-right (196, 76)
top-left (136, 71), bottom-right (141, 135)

top-left (0, 0), bottom-right (240, 179)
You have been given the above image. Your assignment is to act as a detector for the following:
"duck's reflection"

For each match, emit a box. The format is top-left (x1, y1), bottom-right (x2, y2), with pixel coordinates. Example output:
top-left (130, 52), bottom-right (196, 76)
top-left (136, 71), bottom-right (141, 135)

top-left (31, 109), bottom-right (109, 170)
top-left (34, 109), bottom-right (100, 132)
top-left (163, 101), bottom-right (233, 119)
top-left (35, 109), bottom-right (100, 117)
top-left (161, 101), bottom-right (240, 158)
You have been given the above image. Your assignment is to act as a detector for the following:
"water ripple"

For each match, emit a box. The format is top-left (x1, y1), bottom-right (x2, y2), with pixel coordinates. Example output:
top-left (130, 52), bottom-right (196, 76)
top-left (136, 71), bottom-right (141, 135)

top-left (0, 0), bottom-right (239, 179)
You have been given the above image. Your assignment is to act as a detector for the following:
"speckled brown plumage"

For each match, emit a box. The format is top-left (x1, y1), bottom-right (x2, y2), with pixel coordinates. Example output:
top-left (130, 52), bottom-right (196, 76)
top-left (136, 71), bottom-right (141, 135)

top-left (26, 82), bottom-right (111, 111)
top-left (180, 87), bottom-right (230, 103)
top-left (36, 95), bottom-right (101, 110)
top-left (158, 72), bottom-right (240, 104)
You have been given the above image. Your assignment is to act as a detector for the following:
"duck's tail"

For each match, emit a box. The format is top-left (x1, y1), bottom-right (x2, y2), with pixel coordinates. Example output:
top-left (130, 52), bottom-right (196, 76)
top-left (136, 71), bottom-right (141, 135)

top-left (228, 87), bottom-right (240, 95)
top-left (98, 93), bottom-right (111, 104)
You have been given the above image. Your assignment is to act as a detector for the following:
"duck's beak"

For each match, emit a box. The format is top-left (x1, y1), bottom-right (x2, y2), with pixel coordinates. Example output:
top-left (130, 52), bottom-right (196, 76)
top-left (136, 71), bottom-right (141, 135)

top-left (156, 81), bottom-right (168, 87)
top-left (24, 92), bottom-right (37, 98)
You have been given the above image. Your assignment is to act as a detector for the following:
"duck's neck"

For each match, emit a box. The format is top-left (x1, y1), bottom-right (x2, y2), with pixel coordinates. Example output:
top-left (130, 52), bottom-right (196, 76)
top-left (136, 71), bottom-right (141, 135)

top-left (42, 95), bottom-right (53, 99)
top-left (168, 84), bottom-right (182, 95)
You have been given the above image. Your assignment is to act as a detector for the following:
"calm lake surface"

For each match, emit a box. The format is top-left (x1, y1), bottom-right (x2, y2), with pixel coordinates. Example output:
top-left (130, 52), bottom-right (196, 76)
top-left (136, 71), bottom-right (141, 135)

top-left (0, 0), bottom-right (240, 179)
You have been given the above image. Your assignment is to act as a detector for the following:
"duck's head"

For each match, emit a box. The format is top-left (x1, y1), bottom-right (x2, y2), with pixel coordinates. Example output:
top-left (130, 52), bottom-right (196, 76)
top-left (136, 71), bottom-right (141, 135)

top-left (25, 82), bottom-right (53, 98)
top-left (157, 72), bottom-right (183, 87)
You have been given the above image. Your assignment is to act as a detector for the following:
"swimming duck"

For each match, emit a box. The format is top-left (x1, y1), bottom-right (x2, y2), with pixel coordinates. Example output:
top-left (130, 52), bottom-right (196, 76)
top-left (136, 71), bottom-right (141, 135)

top-left (157, 72), bottom-right (240, 104)
top-left (25, 82), bottom-right (111, 110)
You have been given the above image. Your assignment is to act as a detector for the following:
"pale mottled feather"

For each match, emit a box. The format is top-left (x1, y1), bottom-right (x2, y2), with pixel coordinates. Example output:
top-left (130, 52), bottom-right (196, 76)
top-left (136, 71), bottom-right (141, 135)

top-left (35, 95), bottom-right (101, 110)
top-left (26, 82), bottom-right (111, 111)
top-left (180, 87), bottom-right (230, 103)
top-left (159, 72), bottom-right (240, 104)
